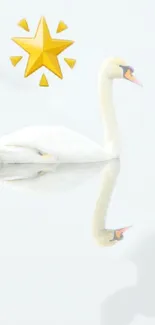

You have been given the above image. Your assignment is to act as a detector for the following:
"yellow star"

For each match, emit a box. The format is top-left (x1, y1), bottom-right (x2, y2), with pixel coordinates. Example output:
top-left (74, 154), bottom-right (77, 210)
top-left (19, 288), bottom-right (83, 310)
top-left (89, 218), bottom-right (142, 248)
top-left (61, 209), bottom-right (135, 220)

top-left (12, 16), bottom-right (74, 79)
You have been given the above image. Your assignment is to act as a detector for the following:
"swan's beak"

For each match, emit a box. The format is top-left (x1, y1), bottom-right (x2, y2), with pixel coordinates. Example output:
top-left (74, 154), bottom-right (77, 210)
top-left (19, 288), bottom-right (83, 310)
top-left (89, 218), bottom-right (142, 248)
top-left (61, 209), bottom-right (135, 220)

top-left (124, 70), bottom-right (142, 86)
top-left (115, 225), bottom-right (132, 240)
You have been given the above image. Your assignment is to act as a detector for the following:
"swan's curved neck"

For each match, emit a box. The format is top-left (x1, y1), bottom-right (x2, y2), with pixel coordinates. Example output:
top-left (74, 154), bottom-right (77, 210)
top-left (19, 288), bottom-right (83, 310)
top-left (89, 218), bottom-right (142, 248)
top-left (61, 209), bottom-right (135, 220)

top-left (99, 75), bottom-right (120, 156)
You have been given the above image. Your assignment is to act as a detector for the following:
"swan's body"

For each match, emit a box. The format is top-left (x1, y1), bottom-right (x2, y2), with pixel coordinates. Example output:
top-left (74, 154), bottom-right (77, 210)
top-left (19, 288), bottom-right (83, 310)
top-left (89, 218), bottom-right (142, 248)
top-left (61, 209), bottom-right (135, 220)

top-left (0, 57), bottom-right (141, 164)
top-left (0, 126), bottom-right (107, 164)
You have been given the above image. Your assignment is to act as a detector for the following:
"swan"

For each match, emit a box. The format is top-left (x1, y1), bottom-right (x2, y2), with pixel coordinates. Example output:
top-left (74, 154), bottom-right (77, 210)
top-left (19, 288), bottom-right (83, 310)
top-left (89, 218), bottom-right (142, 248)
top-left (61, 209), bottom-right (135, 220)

top-left (92, 159), bottom-right (131, 246)
top-left (0, 57), bottom-right (142, 164)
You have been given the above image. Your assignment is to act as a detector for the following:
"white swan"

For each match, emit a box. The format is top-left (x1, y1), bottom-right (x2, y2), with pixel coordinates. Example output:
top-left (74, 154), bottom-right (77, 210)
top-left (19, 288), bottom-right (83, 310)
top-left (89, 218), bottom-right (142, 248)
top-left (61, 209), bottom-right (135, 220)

top-left (0, 57), bottom-right (142, 164)
top-left (92, 159), bottom-right (131, 246)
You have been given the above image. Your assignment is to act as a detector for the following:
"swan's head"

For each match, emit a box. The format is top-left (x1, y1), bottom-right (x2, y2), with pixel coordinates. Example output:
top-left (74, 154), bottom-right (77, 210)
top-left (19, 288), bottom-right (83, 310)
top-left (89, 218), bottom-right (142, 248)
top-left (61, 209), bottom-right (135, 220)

top-left (95, 226), bottom-right (132, 247)
top-left (101, 57), bottom-right (142, 86)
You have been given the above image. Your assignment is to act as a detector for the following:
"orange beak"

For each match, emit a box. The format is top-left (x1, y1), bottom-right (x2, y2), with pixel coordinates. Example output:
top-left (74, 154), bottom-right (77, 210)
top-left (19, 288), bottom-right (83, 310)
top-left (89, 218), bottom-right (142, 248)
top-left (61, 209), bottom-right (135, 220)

top-left (115, 226), bottom-right (132, 240)
top-left (124, 69), bottom-right (142, 86)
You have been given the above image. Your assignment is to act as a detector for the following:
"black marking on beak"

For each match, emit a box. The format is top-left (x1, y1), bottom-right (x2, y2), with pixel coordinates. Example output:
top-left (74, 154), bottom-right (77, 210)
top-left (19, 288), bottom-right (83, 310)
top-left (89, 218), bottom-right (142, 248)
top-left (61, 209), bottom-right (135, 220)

top-left (119, 65), bottom-right (134, 77)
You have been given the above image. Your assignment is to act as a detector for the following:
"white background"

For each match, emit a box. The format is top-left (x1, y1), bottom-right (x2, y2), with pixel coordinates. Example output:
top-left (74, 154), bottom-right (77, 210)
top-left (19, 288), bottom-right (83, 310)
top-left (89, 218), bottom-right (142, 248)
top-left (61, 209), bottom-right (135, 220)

top-left (0, 0), bottom-right (155, 324)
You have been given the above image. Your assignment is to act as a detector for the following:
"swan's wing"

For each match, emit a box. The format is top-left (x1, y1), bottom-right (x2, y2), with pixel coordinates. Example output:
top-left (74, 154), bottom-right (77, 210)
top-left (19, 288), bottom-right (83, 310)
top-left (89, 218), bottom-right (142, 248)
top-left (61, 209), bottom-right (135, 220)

top-left (0, 144), bottom-right (58, 164)
top-left (0, 126), bottom-right (105, 163)
top-left (0, 126), bottom-right (61, 163)
top-left (0, 127), bottom-right (56, 158)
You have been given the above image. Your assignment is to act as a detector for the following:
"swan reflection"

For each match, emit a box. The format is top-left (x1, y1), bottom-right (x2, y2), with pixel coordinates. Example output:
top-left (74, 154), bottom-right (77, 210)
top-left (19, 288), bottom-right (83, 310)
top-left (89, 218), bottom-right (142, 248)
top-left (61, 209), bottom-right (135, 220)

top-left (92, 159), bottom-right (131, 247)
top-left (0, 160), bottom-right (131, 246)
top-left (0, 162), bottom-right (105, 193)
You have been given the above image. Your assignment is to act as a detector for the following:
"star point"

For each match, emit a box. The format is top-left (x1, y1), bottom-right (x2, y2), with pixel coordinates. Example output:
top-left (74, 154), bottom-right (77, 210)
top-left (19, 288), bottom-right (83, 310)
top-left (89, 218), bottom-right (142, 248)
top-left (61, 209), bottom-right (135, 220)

top-left (39, 74), bottom-right (49, 87)
top-left (18, 18), bottom-right (30, 32)
top-left (10, 56), bottom-right (23, 66)
top-left (64, 58), bottom-right (76, 69)
top-left (56, 21), bottom-right (68, 33)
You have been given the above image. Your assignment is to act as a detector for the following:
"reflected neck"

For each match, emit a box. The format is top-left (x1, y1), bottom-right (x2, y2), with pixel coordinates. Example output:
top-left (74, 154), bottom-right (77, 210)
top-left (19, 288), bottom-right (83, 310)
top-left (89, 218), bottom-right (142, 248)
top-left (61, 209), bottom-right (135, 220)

top-left (92, 160), bottom-right (120, 246)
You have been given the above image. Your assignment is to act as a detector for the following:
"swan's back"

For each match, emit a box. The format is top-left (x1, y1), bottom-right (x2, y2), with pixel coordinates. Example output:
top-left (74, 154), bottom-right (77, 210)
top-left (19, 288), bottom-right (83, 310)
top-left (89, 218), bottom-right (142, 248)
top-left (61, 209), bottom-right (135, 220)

top-left (0, 126), bottom-right (105, 163)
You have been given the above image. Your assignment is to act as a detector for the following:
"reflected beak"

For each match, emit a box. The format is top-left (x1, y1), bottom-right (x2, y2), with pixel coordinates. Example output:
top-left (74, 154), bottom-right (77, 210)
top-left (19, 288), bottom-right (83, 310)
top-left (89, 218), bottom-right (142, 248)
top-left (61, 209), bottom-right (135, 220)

top-left (124, 69), bottom-right (142, 86)
top-left (115, 226), bottom-right (132, 240)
